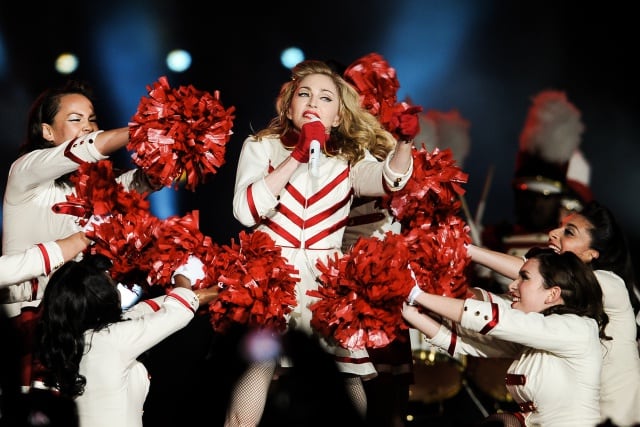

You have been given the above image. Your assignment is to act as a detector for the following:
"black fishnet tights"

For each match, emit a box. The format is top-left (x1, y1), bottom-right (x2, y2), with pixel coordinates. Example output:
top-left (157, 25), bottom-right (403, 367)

top-left (480, 412), bottom-right (525, 427)
top-left (224, 363), bottom-right (368, 426)
top-left (224, 361), bottom-right (276, 427)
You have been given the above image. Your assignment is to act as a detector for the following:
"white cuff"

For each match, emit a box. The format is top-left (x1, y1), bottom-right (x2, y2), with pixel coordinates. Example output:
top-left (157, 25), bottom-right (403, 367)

top-left (383, 150), bottom-right (413, 191)
top-left (38, 241), bottom-right (65, 274)
top-left (408, 284), bottom-right (424, 306)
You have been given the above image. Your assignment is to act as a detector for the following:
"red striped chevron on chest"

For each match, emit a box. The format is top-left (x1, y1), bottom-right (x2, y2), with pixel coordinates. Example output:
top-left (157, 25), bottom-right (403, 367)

top-left (264, 167), bottom-right (352, 248)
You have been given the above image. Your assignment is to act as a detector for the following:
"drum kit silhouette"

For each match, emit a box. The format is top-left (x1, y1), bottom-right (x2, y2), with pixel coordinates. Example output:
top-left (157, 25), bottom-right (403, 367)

top-left (408, 329), bottom-right (516, 415)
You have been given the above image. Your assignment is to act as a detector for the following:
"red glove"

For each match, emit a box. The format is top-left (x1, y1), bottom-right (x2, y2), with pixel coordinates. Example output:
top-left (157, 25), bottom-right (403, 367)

top-left (291, 119), bottom-right (327, 163)
top-left (398, 106), bottom-right (422, 141)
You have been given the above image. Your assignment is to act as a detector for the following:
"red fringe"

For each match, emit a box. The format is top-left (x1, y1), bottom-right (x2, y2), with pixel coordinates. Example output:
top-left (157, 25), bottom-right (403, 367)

top-left (343, 52), bottom-right (399, 117)
top-left (381, 147), bottom-right (469, 228)
top-left (309, 232), bottom-right (414, 350)
top-left (128, 76), bottom-right (236, 191)
top-left (207, 230), bottom-right (298, 334)
top-left (303, 53), bottom-right (473, 349)
top-left (64, 72), bottom-right (473, 353)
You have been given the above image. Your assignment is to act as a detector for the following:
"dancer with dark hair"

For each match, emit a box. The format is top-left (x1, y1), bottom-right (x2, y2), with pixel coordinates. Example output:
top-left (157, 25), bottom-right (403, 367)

top-left (468, 200), bottom-right (640, 426)
top-left (404, 247), bottom-right (609, 426)
top-left (1, 79), bottom-right (160, 389)
top-left (34, 254), bottom-right (203, 427)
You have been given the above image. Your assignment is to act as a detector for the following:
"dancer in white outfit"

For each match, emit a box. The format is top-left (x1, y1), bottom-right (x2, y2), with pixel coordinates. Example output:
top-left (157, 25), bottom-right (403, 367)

top-left (403, 247), bottom-right (609, 427)
top-left (229, 59), bottom-right (415, 426)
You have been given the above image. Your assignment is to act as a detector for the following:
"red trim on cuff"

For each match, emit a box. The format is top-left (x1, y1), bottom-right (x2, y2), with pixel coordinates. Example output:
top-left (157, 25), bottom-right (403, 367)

top-left (448, 323), bottom-right (459, 356)
top-left (479, 302), bottom-right (499, 334)
top-left (63, 137), bottom-right (87, 165)
top-left (35, 243), bottom-right (51, 275)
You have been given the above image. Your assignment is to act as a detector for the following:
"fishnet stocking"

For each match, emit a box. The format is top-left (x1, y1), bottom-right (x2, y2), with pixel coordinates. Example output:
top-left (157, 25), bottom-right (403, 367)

top-left (224, 361), bottom-right (276, 427)
top-left (480, 412), bottom-right (525, 427)
top-left (344, 375), bottom-right (367, 418)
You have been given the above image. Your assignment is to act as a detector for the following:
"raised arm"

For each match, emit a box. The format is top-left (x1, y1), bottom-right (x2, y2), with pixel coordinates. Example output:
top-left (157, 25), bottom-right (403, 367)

top-left (93, 127), bottom-right (131, 155)
top-left (56, 231), bottom-right (91, 262)
top-left (0, 231), bottom-right (89, 287)
top-left (466, 243), bottom-right (524, 280)
top-left (388, 141), bottom-right (413, 175)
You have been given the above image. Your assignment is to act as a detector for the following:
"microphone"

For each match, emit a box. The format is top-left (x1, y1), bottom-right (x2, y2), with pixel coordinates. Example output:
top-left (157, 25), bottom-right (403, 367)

top-left (309, 139), bottom-right (320, 177)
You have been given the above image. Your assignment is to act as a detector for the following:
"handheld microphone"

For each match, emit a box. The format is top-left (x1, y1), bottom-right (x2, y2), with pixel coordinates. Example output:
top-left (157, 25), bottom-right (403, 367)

top-left (309, 139), bottom-right (320, 177)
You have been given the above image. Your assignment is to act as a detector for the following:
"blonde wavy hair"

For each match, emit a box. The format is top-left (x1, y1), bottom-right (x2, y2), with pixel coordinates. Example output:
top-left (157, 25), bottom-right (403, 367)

top-left (254, 59), bottom-right (396, 164)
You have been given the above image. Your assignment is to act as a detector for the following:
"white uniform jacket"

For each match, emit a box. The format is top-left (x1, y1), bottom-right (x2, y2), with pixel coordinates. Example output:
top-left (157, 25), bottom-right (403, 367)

top-left (75, 287), bottom-right (198, 427)
top-left (1, 131), bottom-right (150, 316)
top-left (341, 197), bottom-right (400, 253)
top-left (596, 269), bottom-right (640, 426)
top-left (426, 296), bottom-right (602, 427)
top-left (232, 136), bottom-right (412, 376)
top-left (0, 241), bottom-right (64, 287)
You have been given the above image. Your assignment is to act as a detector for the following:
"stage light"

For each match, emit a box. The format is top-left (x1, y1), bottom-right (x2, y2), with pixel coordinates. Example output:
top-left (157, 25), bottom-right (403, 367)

top-left (166, 49), bottom-right (191, 73)
top-left (55, 53), bottom-right (79, 75)
top-left (280, 47), bottom-right (304, 69)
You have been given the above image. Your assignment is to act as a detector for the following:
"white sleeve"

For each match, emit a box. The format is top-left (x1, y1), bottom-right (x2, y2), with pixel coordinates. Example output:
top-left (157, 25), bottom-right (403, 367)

top-left (461, 298), bottom-right (597, 356)
top-left (6, 131), bottom-right (106, 202)
top-left (381, 149), bottom-right (413, 191)
top-left (232, 137), bottom-right (279, 227)
top-left (116, 287), bottom-right (198, 359)
top-left (595, 269), bottom-right (634, 315)
top-left (350, 149), bottom-right (413, 198)
top-left (427, 319), bottom-right (522, 359)
top-left (0, 241), bottom-right (64, 287)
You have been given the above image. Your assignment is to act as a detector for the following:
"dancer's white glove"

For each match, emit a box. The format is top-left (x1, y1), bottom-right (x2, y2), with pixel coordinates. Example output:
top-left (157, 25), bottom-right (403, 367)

top-left (172, 255), bottom-right (205, 287)
top-left (408, 284), bottom-right (424, 306)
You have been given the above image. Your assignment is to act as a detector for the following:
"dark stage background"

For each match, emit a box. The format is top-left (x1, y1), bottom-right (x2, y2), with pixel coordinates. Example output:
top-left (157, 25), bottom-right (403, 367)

top-left (1, 2), bottom-right (639, 425)
top-left (1, 0), bottom-right (638, 266)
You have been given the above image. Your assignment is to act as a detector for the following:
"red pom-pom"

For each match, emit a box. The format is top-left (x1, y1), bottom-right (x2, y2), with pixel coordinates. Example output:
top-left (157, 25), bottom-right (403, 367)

top-left (208, 230), bottom-right (298, 334)
top-left (337, 54), bottom-right (472, 348)
top-left (67, 160), bottom-right (151, 224)
top-left (128, 76), bottom-right (236, 191)
top-left (343, 53), bottom-right (399, 117)
top-left (308, 232), bottom-right (414, 350)
top-left (344, 53), bottom-right (424, 141)
top-left (65, 161), bottom-right (223, 292)
top-left (381, 147), bottom-right (468, 228)
top-left (404, 219), bottom-right (472, 299)
top-left (140, 210), bottom-right (214, 288)
top-left (88, 209), bottom-right (162, 287)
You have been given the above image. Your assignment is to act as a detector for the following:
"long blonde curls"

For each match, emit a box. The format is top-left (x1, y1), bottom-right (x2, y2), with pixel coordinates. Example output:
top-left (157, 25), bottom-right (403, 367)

top-left (254, 60), bottom-right (396, 164)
